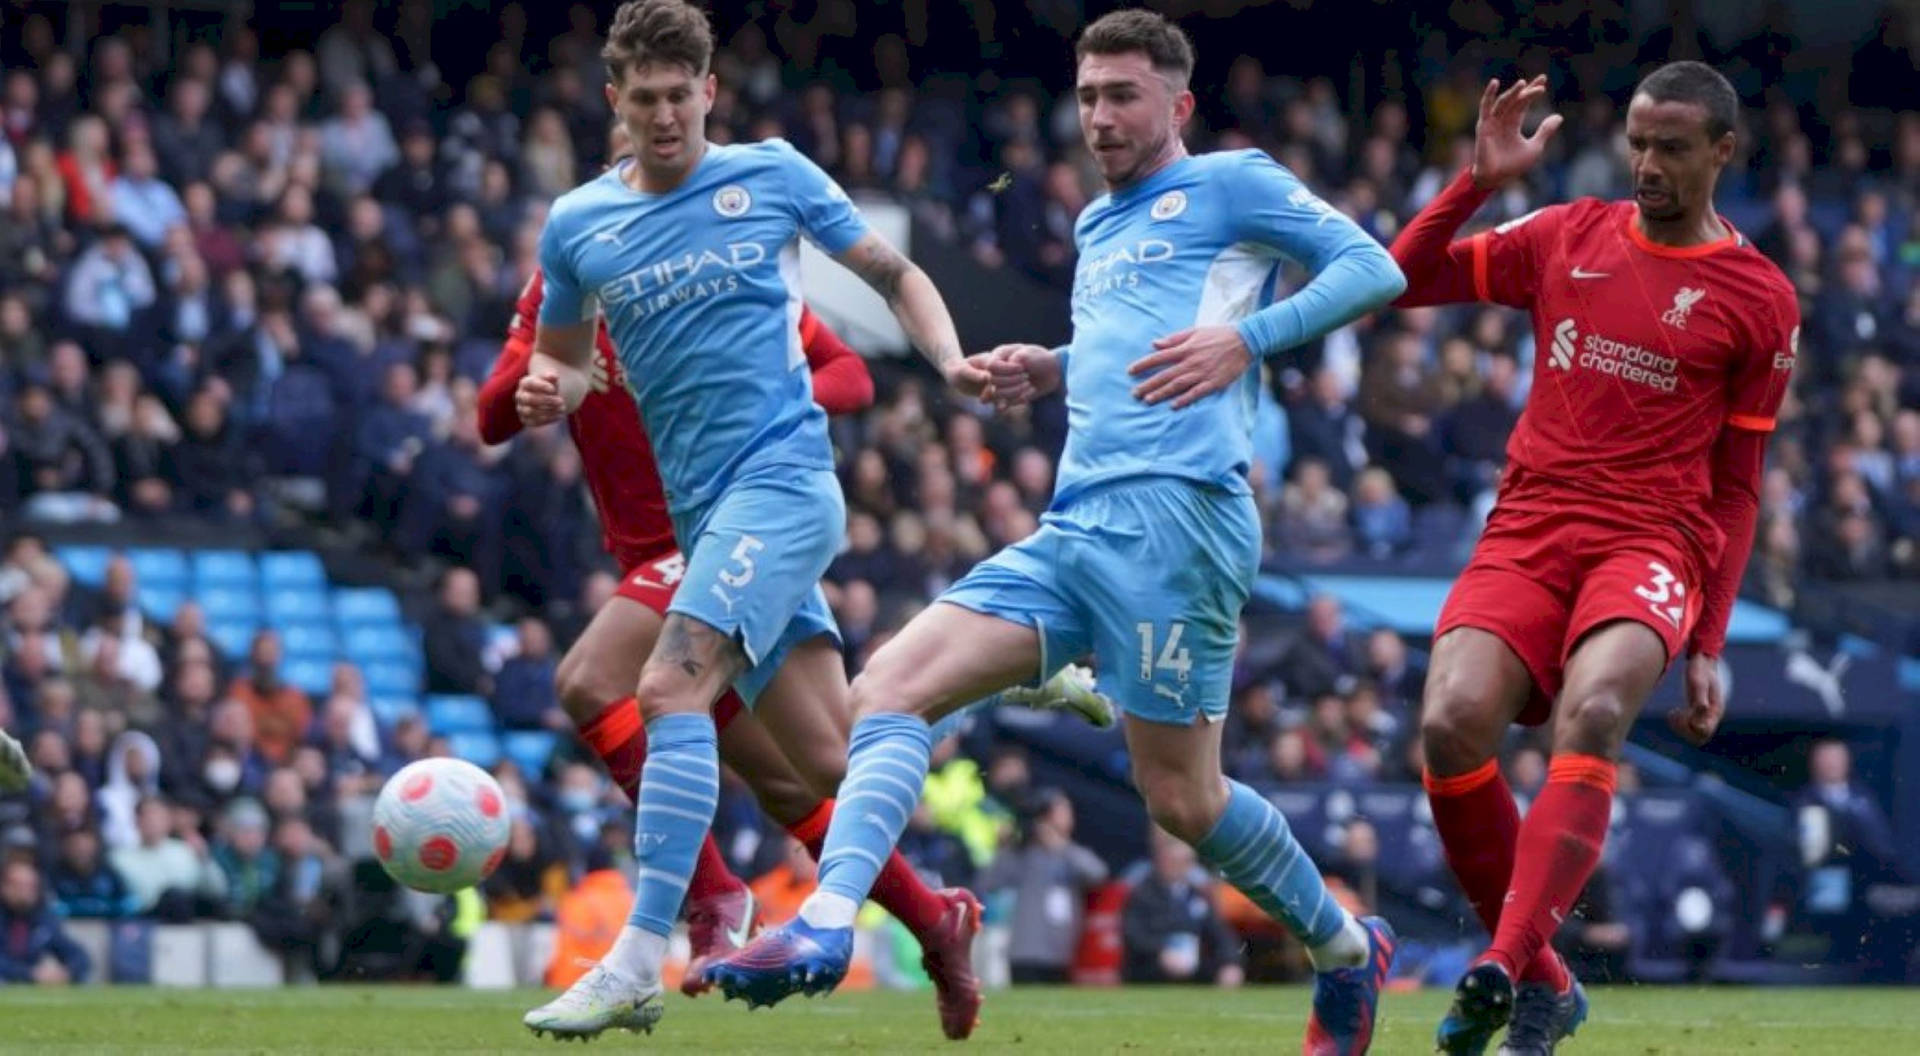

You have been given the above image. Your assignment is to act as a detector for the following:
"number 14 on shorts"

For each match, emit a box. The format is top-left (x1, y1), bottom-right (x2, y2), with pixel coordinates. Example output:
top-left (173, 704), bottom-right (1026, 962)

top-left (1136, 621), bottom-right (1193, 686)
top-left (1634, 560), bottom-right (1687, 630)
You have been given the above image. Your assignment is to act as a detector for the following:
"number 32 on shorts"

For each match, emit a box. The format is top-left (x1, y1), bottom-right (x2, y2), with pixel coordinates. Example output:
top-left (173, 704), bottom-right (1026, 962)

top-left (1633, 560), bottom-right (1688, 630)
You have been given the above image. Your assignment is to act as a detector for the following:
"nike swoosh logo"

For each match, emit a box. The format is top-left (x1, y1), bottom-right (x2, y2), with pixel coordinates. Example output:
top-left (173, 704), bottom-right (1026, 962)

top-left (1571, 267), bottom-right (1609, 279)
top-left (725, 892), bottom-right (756, 949)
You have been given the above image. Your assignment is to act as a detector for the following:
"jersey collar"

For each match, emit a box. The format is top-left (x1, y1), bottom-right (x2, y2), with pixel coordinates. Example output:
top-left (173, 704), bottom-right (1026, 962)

top-left (1623, 208), bottom-right (1745, 259)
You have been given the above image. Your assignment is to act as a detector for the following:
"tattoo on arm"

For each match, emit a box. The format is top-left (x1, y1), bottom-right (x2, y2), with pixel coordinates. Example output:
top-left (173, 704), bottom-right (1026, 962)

top-left (843, 236), bottom-right (912, 302)
top-left (840, 235), bottom-right (963, 375)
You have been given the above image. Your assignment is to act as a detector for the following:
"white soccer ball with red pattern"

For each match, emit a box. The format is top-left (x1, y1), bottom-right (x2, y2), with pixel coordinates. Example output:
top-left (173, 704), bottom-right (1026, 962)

top-left (371, 758), bottom-right (511, 894)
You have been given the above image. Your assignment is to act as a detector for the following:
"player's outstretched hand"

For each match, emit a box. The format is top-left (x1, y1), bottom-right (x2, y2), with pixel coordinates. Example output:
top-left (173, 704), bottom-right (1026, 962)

top-left (1670, 653), bottom-right (1725, 746)
top-left (942, 355), bottom-right (993, 401)
top-left (1471, 75), bottom-right (1563, 190)
top-left (1130, 326), bottom-right (1252, 409)
top-left (516, 372), bottom-right (569, 427)
top-left (982, 343), bottom-right (1061, 410)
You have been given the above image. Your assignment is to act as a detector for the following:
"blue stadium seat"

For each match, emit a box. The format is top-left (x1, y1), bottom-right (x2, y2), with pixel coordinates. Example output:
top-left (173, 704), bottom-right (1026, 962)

top-left (367, 696), bottom-right (421, 728)
top-left (196, 585), bottom-right (261, 623)
top-left (258, 551), bottom-right (326, 589)
top-left (136, 585), bottom-right (185, 623)
top-left (333, 587), bottom-right (402, 626)
top-left (265, 587), bottom-right (331, 625)
top-left (342, 624), bottom-right (418, 663)
top-left (127, 548), bottom-right (189, 587)
top-left (206, 620), bottom-right (258, 660)
top-left (191, 550), bottom-right (256, 588)
top-left (280, 656), bottom-right (335, 697)
top-left (361, 659), bottom-right (421, 698)
top-left (54, 545), bottom-right (114, 587)
top-left (503, 731), bottom-right (559, 777)
top-left (447, 730), bottom-right (502, 769)
top-left (426, 694), bottom-right (494, 735)
top-left (277, 622), bottom-right (339, 660)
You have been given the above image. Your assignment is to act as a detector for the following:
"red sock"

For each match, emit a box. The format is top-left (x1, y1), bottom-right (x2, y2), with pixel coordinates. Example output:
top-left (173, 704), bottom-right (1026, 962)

top-left (1481, 754), bottom-right (1615, 982)
top-left (1425, 761), bottom-right (1570, 993)
top-left (577, 697), bottom-right (745, 902)
top-left (786, 799), bottom-right (949, 937)
top-left (578, 697), bottom-right (647, 800)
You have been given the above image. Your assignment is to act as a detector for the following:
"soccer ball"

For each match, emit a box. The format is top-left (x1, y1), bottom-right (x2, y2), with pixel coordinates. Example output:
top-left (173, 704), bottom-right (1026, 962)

top-left (371, 758), bottom-right (511, 894)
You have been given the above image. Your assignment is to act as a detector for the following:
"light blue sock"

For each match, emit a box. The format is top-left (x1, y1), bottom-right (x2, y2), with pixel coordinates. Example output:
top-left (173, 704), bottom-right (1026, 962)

top-left (626, 712), bottom-right (718, 936)
top-left (1194, 779), bottom-right (1348, 947)
top-left (814, 713), bottom-right (932, 905)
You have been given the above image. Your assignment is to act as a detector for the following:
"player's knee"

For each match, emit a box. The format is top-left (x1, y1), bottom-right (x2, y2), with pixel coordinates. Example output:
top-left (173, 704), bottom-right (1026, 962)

top-left (846, 666), bottom-right (918, 722)
top-left (555, 651), bottom-right (624, 724)
top-left (633, 664), bottom-right (705, 722)
top-left (1420, 671), bottom-right (1504, 774)
top-left (1134, 769), bottom-right (1227, 845)
top-left (1557, 688), bottom-right (1629, 758)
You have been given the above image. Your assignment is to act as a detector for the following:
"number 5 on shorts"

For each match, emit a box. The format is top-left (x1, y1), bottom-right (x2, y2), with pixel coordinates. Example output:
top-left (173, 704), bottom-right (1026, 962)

top-left (1633, 560), bottom-right (1687, 630)
top-left (1136, 621), bottom-right (1193, 685)
top-left (719, 536), bottom-right (764, 588)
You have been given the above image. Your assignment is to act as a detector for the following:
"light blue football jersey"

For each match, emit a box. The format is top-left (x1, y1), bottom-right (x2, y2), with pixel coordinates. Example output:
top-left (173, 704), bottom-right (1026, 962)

top-left (1056, 149), bottom-right (1394, 508)
top-left (536, 139), bottom-right (869, 518)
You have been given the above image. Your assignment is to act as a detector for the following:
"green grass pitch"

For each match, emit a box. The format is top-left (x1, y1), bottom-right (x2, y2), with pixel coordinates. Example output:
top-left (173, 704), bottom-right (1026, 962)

top-left (0, 985), bottom-right (1913, 1053)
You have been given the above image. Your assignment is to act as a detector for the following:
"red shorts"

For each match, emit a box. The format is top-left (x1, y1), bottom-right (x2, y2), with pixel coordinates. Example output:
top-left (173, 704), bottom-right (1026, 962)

top-left (1436, 503), bottom-right (1703, 725)
top-left (615, 550), bottom-right (745, 731)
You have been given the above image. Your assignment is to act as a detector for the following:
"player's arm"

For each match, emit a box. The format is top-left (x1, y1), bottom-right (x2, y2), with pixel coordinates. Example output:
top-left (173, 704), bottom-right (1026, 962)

top-left (772, 138), bottom-right (988, 398)
top-left (798, 305), bottom-right (875, 414)
top-left (527, 211), bottom-right (596, 418)
top-left (834, 232), bottom-right (986, 398)
top-left (476, 275), bottom-right (544, 445)
top-left (1676, 293), bottom-right (1799, 744)
top-left (1131, 155), bottom-right (1406, 409)
top-left (1391, 77), bottom-right (1564, 309)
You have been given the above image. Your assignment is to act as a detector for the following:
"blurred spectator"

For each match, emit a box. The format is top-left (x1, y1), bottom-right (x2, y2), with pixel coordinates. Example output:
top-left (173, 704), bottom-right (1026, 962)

top-left (492, 618), bottom-right (562, 732)
top-left (229, 630), bottom-right (313, 767)
top-left (483, 814), bottom-right (569, 924)
top-left (211, 797), bottom-right (279, 917)
top-left (978, 788), bottom-right (1108, 985)
top-left (1351, 467), bottom-right (1412, 558)
top-left (108, 796), bottom-right (225, 920)
top-left (61, 226), bottom-right (155, 340)
top-left (0, 859), bottom-right (91, 984)
top-left (98, 730), bottom-right (162, 850)
top-left (1276, 458), bottom-right (1352, 564)
top-left (1276, 596), bottom-right (1364, 701)
top-left (1121, 826), bottom-right (1244, 987)
top-left (424, 568), bottom-right (491, 696)
top-left (48, 827), bottom-right (134, 919)
top-left (108, 142), bottom-right (185, 250)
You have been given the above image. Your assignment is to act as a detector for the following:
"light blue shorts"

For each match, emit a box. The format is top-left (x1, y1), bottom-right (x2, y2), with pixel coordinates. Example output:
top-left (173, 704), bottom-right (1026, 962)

top-left (939, 478), bottom-right (1260, 724)
top-left (668, 467), bottom-right (844, 705)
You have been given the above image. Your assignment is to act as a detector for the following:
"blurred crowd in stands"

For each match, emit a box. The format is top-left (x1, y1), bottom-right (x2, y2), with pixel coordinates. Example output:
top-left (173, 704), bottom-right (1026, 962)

top-left (2, 0), bottom-right (1916, 985)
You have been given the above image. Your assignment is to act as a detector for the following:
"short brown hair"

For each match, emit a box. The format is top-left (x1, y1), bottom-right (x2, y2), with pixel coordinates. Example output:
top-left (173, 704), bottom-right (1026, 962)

top-left (1075, 9), bottom-right (1195, 86)
top-left (602, 0), bottom-right (714, 83)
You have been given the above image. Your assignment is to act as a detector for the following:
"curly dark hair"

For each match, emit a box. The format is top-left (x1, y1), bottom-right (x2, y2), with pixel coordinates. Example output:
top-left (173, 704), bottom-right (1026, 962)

top-left (602, 0), bottom-right (714, 83)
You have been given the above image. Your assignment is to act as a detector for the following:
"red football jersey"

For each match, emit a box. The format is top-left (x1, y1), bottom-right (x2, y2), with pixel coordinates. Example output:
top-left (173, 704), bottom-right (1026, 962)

top-left (1461, 197), bottom-right (1798, 563)
top-left (489, 270), bottom-right (671, 568)
top-left (477, 271), bottom-right (874, 570)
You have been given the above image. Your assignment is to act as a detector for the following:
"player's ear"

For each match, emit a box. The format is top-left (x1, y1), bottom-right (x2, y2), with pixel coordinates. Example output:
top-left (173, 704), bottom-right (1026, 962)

top-left (703, 72), bottom-right (717, 107)
top-left (1712, 130), bottom-right (1735, 168)
top-left (1172, 87), bottom-right (1196, 130)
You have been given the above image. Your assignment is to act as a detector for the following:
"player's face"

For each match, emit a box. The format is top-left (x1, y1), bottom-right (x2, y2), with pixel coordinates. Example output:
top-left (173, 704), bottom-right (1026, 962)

top-left (1625, 95), bottom-right (1734, 224)
top-left (606, 62), bottom-right (715, 183)
top-left (1076, 51), bottom-right (1194, 189)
